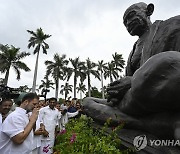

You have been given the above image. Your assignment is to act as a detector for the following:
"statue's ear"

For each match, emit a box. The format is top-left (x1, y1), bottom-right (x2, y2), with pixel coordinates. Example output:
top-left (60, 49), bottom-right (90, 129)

top-left (146, 3), bottom-right (154, 16)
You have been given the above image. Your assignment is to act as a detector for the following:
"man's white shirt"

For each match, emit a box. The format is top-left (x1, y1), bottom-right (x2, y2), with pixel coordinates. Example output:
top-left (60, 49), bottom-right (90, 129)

top-left (0, 107), bottom-right (34, 154)
top-left (0, 114), bottom-right (2, 131)
top-left (39, 106), bottom-right (61, 140)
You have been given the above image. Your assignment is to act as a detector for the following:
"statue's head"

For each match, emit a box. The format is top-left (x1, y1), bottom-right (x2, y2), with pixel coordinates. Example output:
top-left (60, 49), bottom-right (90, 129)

top-left (123, 2), bottom-right (154, 37)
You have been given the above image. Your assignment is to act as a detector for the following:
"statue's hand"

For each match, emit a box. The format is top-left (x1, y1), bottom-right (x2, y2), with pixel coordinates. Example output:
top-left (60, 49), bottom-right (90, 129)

top-left (107, 76), bottom-right (132, 105)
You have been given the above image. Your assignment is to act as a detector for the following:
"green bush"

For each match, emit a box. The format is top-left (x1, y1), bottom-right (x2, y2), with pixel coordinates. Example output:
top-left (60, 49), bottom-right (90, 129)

top-left (54, 115), bottom-right (133, 154)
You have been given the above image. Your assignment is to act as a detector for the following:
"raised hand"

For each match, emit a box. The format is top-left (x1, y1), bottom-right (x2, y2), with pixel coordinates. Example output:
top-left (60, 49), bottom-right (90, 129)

top-left (29, 108), bottom-right (39, 123)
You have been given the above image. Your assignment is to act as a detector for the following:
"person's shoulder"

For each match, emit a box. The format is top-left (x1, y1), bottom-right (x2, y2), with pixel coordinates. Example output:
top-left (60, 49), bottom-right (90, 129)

top-left (3, 111), bottom-right (24, 125)
top-left (4, 110), bottom-right (18, 120)
top-left (40, 106), bottom-right (48, 111)
top-left (54, 108), bottom-right (59, 113)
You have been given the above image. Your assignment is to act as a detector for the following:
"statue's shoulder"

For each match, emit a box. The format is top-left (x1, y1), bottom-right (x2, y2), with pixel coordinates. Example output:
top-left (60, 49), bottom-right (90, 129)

top-left (159, 15), bottom-right (180, 27)
top-left (152, 15), bottom-right (180, 28)
top-left (166, 15), bottom-right (180, 21)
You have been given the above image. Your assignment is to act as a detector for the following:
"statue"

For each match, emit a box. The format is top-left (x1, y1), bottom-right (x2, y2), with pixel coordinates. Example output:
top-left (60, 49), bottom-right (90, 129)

top-left (83, 2), bottom-right (180, 139)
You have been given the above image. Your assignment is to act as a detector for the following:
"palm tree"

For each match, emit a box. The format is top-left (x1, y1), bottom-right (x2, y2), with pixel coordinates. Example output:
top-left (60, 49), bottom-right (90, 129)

top-left (97, 60), bottom-right (107, 99)
top-left (112, 52), bottom-right (125, 79)
top-left (104, 62), bottom-right (119, 83)
top-left (77, 82), bottom-right (87, 100)
top-left (45, 53), bottom-right (68, 99)
top-left (66, 57), bottom-right (86, 98)
top-left (28, 86), bottom-right (40, 93)
top-left (39, 74), bottom-right (54, 91)
top-left (27, 28), bottom-right (51, 92)
top-left (0, 44), bottom-right (30, 85)
top-left (100, 85), bottom-right (107, 98)
top-left (112, 52), bottom-right (125, 69)
top-left (39, 74), bottom-right (54, 99)
top-left (0, 78), bottom-right (4, 84)
top-left (18, 85), bottom-right (31, 92)
top-left (84, 58), bottom-right (100, 97)
top-left (60, 82), bottom-right (73, 100)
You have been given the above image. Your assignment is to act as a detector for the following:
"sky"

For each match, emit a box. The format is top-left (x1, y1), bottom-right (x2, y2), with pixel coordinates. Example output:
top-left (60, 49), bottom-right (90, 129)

top-left (0, 0), bottom-right (180, 98)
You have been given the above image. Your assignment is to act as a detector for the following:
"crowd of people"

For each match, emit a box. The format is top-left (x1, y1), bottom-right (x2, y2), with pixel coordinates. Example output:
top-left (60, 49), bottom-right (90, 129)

top-left (0, 93), bottom-right (83, 154)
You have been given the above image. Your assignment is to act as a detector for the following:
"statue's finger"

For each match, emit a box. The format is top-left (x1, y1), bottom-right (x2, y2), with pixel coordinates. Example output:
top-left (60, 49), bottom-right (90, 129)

top-left (110, 98), bottom-right (119, 103)
top-left (109, 80), bottom-right (121, 86)
top-left (107, 84), bottom-right (124, 91)
top-left (107, 90), bottom-right (119, 95)
top-left (107, 97), bottom-right (111, 102)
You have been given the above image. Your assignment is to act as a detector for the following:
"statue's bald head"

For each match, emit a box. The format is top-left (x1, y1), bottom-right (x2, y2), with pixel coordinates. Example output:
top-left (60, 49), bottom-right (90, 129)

top-left (123, 2), bottom-right (148, 21)
top-left (123, 2), bottom-right (154, 37)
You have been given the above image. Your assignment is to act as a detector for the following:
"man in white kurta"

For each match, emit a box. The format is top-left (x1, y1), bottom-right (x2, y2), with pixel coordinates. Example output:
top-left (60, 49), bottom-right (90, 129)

top-left (0, 113), bottom-right (2, 131)
top-left (39, 98), bottom-right (61, 154)
top-left (0, 93), bottom-right (39, 154)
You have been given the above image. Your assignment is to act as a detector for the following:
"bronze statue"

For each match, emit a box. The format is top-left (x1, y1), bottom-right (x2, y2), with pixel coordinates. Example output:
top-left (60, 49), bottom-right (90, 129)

top-left (83, 2), bottom-right (180, 139)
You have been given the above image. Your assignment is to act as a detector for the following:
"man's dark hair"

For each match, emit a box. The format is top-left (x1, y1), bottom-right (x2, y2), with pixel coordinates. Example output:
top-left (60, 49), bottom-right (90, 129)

top-left (21, 93), bottom-right (39, 103)
top-left (49, 97), bottom-right (57, 102)
top-left (0, 98), bottom-right (13, 106)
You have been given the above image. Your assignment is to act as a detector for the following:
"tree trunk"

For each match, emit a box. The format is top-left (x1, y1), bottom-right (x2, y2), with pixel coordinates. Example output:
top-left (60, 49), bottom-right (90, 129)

top-left (55, 79), bottom-right (59, 99)
top-left (74, 75), bottom-right (76, 98)
top-left (32, 51), bottom-right (40, 92)
top-left (88, 74), bottom-right (91, 97)
top-left (80, 91), bottom-right (82, 100)
top-left (65, 91), bottom-right (67, 100)
top-left (4, 66), bottom-right (10, 86)
top-left (110, 72), bottom-right (113, 83)
top-left (101, 70), bottom-right (105, 99)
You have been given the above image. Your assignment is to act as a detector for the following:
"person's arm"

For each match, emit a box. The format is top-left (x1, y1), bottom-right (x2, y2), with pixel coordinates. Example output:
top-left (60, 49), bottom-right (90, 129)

top-left (55, 125), bottom-right (58, 137)
top-left (11, 108), bottom-right (39, 144)
top-left (34, 127), bottom-right (44, 135)
top-left (55, 111), bottom-right (61, 136)
top-left (38, 109), bottom-right (49, 137)
top-left (40, 123), bottom-right (49, 137)
top-left (67, 111), bottom-right (79, 118)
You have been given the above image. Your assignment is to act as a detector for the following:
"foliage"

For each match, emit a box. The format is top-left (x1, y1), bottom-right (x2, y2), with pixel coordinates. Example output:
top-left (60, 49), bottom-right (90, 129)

top-left (84, 57), bottom-right (100, 97)
top-left (27, 27), bottom-right (51, 55)
top-left (58, 98), bottom-right (64, 104)
top-left (45, 53), bottom-right (68, 98)
top-left (76, 82), bottom-right (87, 99)
top-left (66, 57), bottom-right (86, 98)
top-left (54, 115), bottom-right (133, 154)
top-left (112, 52), bottom-right (125, 71)
top-left (97, 60), bottom-right (107, 99)
top-left (18, 85), bottom-right (31, 92)
top-left (85, 86), bottom-right (102, 98)
top-left (39, 74), bottom-right (54, 90)
top-left (60, 82), bottom-right (73, 100)
top-left (0, 44), bottom-right (30, 85)
top-left (27, 27), bottom-right (51, 92)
